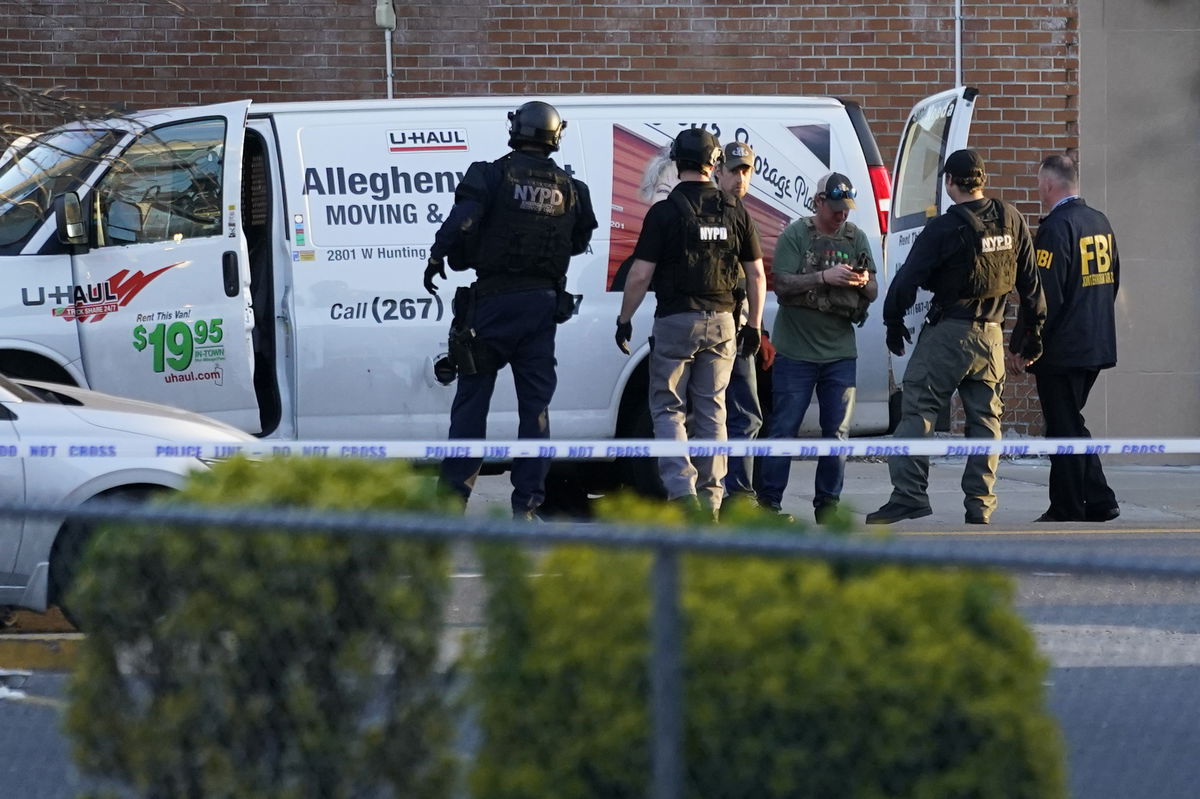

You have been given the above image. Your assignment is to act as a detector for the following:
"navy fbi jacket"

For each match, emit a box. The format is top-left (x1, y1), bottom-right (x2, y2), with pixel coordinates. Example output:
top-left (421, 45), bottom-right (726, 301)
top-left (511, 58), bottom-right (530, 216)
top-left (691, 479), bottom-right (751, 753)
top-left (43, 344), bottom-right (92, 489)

top-left (1013, 197), bottom-right (1119, 372)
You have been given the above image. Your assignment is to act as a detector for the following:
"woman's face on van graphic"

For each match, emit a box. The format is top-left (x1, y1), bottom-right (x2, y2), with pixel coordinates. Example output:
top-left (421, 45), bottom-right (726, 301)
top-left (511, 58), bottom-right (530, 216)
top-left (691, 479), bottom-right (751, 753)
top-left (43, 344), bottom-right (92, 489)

top-left (651, 167), bottom-right (680, 200)
top-left (640, 149), bottom-right (680, 203)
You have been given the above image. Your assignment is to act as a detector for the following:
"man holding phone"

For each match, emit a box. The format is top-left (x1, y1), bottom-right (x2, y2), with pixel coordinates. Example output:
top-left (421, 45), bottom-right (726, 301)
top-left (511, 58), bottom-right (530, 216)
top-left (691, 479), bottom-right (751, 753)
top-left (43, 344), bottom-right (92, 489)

top-left (756, 172), bottom-right (878, 523)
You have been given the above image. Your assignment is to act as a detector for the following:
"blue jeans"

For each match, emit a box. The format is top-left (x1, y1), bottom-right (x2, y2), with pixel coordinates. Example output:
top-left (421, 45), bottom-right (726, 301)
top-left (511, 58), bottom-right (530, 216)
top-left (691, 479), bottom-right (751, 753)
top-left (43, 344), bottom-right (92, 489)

top-left (723, 351), bottom-right (764, 499)
top-left (758, 355), bottom-right (857, 510)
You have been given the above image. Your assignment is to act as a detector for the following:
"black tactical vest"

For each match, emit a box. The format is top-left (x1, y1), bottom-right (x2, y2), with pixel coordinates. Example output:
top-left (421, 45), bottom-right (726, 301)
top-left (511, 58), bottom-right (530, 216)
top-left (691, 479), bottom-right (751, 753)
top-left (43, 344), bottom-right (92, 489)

top-left (652, 187), bottom-right (741, 300)
top-left (930, 199), bottom-right (1018, 302)
top-left (474, 152), bottom-right (577, 281)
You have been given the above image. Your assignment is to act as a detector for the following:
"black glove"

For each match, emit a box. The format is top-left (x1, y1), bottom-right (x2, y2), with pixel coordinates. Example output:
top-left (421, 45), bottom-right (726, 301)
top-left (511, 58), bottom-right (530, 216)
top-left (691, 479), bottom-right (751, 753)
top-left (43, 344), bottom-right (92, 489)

top-left (1019, 332), bottom-right (1043, 364)
top-left (885, 324), bottom-right (912, 357)
top-left (423, 256), bottom-right (446, 295)
top-left (737, 326), bottom-right (761, 358)
top-left (615, 318), bottom-right (633, 354)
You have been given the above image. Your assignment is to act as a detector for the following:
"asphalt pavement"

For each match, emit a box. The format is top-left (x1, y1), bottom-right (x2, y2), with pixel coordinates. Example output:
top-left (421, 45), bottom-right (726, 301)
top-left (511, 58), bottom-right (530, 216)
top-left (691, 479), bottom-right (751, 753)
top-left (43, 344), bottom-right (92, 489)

top-left (764, 455), bottom-right (1200, 531)
top-left (470, 453), bottom-right (1200, 531)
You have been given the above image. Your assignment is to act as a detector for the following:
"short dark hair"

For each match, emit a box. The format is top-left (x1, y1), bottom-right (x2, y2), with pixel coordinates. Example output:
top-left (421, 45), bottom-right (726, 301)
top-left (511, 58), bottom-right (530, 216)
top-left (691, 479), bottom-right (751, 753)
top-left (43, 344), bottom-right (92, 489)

top-left (1039, 153), bottom-right (1078, 187)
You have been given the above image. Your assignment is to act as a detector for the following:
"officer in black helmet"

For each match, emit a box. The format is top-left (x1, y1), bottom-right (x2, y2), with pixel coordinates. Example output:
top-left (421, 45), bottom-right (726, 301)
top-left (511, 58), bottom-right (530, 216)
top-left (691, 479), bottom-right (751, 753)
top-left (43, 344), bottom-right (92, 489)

top-left (615, 127), bottom-right (766, 520)
top-left (424, 100), bottom-right (598, 520)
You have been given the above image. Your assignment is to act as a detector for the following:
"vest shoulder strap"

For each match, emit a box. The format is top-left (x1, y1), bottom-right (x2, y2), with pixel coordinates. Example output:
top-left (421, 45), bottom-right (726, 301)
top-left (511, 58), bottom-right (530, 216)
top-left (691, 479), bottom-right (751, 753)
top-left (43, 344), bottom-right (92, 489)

top-left (668, 190), bottom-right (697, 222)
top-left (948, 202), bottom-right (986, 235)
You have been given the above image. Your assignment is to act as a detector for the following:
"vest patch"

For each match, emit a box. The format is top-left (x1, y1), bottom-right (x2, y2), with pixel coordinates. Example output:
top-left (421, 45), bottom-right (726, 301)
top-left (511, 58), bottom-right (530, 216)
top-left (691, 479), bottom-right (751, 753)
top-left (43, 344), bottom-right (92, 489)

top-left (513, 184), bottom-right (565, 213)
top-left (474, 152), bottom-right (577, 280)
top-left (698, 225), bottom-right (729, 241)
top-left (981, 234), bottom-right (1014, 253)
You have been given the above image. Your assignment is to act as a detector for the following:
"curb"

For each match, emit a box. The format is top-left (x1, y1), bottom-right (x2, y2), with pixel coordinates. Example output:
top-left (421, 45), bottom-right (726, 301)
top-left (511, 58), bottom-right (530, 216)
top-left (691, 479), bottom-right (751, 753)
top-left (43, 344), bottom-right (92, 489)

top-left (3, 608), bottom-right (77, 634)
top-left (1, 609), bottom-right (81, 671)
top-left (0, 633), bottom-right (83, 671)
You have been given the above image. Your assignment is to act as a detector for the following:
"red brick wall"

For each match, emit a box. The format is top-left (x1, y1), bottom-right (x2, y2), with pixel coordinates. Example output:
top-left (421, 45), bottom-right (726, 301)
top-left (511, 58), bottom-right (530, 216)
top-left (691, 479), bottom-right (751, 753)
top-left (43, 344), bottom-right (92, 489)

top-left (2, 0), bottom-right (1078, 434)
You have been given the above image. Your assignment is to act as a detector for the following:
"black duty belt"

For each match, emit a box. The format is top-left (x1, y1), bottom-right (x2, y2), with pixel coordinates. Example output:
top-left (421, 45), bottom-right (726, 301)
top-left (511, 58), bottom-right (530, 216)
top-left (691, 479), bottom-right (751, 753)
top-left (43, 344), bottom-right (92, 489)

top-left (933, 317), bottom-right (1001, 328)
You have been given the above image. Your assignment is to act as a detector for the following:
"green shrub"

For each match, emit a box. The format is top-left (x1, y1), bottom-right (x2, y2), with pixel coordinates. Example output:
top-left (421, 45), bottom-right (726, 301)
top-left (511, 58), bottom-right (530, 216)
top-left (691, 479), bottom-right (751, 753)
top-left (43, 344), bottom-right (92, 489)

top-left (65, 457), bottom-right (456, 799)
top-left (468, 493), bottom-right (1066, 799)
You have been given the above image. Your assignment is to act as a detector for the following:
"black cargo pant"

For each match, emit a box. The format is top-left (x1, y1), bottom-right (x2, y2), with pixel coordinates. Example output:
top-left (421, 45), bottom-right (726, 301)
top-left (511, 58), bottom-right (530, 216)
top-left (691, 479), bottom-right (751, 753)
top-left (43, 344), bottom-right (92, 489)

top-left (439, 287), bottom-right (558, 514)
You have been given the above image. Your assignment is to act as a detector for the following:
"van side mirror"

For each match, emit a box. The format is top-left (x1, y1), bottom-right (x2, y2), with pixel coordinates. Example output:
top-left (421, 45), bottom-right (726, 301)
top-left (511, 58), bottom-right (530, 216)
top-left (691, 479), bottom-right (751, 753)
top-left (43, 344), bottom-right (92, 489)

top-left (54, 192), bottom-right (88, 246)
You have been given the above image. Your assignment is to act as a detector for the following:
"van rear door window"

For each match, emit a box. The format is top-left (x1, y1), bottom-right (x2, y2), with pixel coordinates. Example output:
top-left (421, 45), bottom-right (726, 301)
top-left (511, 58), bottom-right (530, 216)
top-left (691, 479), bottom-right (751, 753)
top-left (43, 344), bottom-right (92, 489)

top-left (890, 97), bottom-right (960, 233)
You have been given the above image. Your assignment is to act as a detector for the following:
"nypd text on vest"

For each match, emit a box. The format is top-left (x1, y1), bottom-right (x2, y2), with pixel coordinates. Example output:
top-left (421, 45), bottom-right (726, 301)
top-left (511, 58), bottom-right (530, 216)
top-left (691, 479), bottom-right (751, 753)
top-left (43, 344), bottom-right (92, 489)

top-left (514, 184), bottom-right (564, 213)
top-left (980, 233), bottom-right (1013, 253)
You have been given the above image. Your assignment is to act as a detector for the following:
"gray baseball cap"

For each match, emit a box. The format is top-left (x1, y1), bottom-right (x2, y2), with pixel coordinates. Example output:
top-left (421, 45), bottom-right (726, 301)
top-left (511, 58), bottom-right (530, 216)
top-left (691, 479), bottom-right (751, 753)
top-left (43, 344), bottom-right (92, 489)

top-left (722, 142), bottom-right (755, 169)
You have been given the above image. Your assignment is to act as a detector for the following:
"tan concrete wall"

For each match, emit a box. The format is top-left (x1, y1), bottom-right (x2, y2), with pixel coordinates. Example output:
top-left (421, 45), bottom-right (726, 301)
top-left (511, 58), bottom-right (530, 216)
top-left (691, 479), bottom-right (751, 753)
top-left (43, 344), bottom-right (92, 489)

top-left (1078, 0), bottom-right (1200, 461)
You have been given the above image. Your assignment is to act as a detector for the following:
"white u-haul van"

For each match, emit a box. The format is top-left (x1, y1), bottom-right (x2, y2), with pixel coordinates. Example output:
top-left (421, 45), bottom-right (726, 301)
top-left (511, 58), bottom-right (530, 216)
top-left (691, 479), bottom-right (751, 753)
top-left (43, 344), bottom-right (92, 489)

top-left (0, 90), bottom-right (975, 495)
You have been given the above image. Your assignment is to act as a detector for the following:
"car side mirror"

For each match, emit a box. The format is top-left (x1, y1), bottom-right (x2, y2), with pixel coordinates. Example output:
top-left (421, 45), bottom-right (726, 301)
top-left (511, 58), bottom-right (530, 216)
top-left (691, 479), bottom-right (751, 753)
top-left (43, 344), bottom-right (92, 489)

top-left (54, 192), bottom-right (88, 246)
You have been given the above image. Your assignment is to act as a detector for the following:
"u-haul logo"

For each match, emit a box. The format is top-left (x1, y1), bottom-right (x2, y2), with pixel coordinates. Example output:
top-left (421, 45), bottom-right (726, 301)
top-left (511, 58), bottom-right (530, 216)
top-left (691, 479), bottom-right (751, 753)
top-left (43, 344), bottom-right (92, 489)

top-left (387, 129), bottom-right (469, 153)
top-left (22, 263), bottom-right (181, 323)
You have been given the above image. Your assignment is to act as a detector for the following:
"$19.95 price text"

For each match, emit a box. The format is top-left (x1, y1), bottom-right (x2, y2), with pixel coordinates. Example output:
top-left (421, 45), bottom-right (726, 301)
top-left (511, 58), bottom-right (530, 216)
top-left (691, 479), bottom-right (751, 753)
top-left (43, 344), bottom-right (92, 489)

top-left (132, 319), bottom-right (224, 373)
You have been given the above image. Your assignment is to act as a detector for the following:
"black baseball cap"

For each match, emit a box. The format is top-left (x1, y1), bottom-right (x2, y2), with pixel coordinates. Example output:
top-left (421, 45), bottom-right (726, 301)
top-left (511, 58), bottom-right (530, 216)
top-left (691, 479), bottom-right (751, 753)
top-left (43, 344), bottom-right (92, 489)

top-left (943, 148), bottom-right (986, 179)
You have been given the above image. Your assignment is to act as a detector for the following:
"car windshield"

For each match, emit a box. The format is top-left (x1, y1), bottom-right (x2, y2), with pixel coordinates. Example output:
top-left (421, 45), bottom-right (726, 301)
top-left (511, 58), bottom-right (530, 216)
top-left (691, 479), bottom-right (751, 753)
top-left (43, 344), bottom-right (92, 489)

top-left (0, 128), bottom-right (120, 247)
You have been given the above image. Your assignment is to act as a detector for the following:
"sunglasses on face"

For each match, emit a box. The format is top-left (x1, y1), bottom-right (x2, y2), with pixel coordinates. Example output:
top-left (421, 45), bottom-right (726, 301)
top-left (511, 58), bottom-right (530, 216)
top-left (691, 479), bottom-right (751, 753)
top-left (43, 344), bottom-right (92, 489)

top-left (823, 185), bottom-right (857, 201)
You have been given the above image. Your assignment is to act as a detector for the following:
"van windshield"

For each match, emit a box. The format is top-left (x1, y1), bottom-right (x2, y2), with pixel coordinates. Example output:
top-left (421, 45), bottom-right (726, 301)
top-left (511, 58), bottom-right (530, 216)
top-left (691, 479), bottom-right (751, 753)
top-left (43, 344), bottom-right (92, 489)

top-left (0, 128), bottom-right (120, 247)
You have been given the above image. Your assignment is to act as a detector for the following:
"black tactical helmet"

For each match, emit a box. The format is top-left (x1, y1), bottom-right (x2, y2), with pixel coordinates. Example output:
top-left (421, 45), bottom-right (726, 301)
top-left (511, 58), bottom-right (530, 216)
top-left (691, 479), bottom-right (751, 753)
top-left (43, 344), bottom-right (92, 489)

top-left (507, 101), bottom-right (566, 152)
top-left (669, 128), bottom-right (723, 170)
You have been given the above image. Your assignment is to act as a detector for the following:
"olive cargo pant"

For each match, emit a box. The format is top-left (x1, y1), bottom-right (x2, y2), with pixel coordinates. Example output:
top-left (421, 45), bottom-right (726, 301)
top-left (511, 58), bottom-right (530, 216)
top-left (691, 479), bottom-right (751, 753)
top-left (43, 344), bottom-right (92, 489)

top-left (888, 318), bottom-right (1004, 518)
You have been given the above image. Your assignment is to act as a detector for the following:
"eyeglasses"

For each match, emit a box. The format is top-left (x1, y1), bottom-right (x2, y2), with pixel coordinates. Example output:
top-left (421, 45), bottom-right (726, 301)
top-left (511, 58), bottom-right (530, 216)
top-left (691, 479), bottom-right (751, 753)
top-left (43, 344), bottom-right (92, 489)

top-left (822, 185), bottom-right (857, 201)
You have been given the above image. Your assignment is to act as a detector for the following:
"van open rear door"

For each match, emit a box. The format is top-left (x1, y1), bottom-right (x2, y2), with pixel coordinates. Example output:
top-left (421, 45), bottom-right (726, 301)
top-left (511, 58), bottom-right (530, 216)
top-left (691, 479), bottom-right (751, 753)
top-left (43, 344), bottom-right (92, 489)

top-left (70, 100), bottom-right (262, 432)
top-left (882, 87), bottom-right (978, 390)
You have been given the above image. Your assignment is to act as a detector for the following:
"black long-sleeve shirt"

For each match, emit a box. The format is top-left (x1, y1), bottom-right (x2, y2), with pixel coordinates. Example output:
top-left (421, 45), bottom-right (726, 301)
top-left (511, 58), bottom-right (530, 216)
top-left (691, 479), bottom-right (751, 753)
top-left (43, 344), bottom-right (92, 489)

top-left (883, 197), bottom-right (1045, 334)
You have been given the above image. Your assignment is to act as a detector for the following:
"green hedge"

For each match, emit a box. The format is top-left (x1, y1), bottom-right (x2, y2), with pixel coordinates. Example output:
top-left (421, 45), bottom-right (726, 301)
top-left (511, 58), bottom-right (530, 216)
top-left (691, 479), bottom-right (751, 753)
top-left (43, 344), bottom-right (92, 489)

top-left (468, 494), bottom-right (1066, 799)
top-left (65, 457), bottom-right (456, 799)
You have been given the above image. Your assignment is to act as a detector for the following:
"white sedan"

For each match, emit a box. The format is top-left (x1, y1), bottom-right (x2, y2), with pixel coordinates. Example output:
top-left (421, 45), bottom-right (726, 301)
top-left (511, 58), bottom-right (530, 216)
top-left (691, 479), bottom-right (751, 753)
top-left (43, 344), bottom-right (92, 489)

top-left (0, 374), bottom-right (256, 620)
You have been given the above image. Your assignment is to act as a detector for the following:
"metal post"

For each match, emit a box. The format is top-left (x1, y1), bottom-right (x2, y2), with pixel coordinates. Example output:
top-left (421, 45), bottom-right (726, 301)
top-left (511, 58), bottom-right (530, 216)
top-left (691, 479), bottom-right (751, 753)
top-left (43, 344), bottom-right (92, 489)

top-left (384, 29), bottom-right (394, 100)
top-left (651, 547), bottom-right (682, 799)
top-left (955, 0), bottom-right (963, 88)
top-left (375, 0), bottom-right (397, 100)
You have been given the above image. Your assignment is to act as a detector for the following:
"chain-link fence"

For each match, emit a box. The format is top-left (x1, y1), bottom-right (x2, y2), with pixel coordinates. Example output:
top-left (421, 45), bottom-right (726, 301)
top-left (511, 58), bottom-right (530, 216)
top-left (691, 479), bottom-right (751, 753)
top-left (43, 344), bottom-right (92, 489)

top-left (3, 457), bottom-right (1200, 799)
